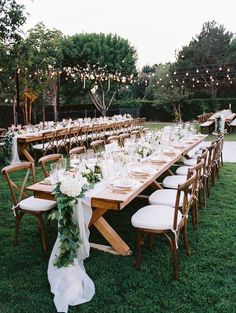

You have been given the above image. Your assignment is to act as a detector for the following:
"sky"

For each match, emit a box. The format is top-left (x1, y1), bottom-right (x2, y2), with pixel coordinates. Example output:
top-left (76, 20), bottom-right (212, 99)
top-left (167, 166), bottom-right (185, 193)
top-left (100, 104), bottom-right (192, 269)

top-left (17, 0), bottom-right (236, 69)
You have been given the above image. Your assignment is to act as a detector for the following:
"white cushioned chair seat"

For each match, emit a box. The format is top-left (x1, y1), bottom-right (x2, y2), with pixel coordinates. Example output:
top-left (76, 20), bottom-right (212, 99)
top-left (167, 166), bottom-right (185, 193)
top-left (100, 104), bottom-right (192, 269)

top-left (162, 175), bottom-right (187, 189)
top-left (19, 196), bottom-right (56, 211)
top-left (33, 142), bottom-right (50, 150)
top-left (131, 205), bottom-right (182, 230)
top-left (183, 158), bottom-right (197, 166)
top-left (149, 189), bottom-right (184, 207)
top-left (0, 142), bottom-right (4, 147)
top-left (176, 166), bottom-right (191, 175)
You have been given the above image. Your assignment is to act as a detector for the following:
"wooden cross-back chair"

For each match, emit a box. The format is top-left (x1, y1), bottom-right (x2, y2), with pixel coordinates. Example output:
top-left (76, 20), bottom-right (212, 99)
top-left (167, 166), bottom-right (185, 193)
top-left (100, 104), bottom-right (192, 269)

top-left (38, 153), bottom-right (63, 178)
top-left (32, 129), bottom-right (57, 156)
top-left (1, 162), bottom-right (56, 251)
top-left (0, 128), bottom-right (6, 149)
top-left (55, 128), bottom-right (69, 154)
top-left (131, 169), bottom-right (197, 280)
top-left (130, 130), bottom-right (140, 140)
top-left (68, 126), bottom-right (82, 149)
top-left (80, 124), bottom-right (90, 147)
top-left (213, 134), bottom-right (224, 179)
top-left (205, 141), bottom-right (217, 194)
top-left (69, 146), bottom-right (86, 156)
top-left (107, 135), bottom-right (120, 145)
top-left (90, 139), bottom-right (105, 153)
top-left (119, 133), bottom-right (130, 147)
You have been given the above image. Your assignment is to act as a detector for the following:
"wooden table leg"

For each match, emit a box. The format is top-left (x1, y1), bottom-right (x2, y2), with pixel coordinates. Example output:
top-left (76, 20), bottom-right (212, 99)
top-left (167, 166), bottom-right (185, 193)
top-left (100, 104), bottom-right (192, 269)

top-left (151, 180), bottom-right (163, 190)
top-left (93, 216), bottom-right (131, 255)
top-left (18, 142), bottom-right (35, 163)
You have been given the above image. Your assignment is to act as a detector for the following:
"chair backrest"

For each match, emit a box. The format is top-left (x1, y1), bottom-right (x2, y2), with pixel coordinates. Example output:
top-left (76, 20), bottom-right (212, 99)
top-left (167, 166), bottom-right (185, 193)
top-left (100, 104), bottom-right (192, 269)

top-left (107, 135), bottom-right (120, 144)
top-left (69, 146), bottom-right (86, 156)
top-left (206, 142), bottom-right (217, 174)
top-left (189, 159), bottom-right (205, 194)
top-left (39, 154), bottom-right (62, 177)
top-left (68, 126), bottom-right (81, 147)
top-left (90, 140), bottom-right (105, 153)
top-left (119, 133), bottom-right (130, 147)
top-left (41, 130), bottom-right (57, 154)
top-left (2, 162), bottom-right (35, 206)
top-left (197, 148), bottom-right (208, 177)
top-left (0, 128), bottom-right (6, 136)
top-left (174, 169), bottom-right (197, 231)
top-left (130, 130), bottom-right (140, 140)
top-left (55, 128), bottom-right (69, 153)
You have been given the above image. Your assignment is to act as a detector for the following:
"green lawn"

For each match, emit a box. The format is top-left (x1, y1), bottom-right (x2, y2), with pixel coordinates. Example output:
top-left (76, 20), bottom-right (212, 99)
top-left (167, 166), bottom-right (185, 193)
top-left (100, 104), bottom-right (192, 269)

top-left (0, 157), bottom-right (236, 313)
top-left (145, 122), bottom-right (236, 141)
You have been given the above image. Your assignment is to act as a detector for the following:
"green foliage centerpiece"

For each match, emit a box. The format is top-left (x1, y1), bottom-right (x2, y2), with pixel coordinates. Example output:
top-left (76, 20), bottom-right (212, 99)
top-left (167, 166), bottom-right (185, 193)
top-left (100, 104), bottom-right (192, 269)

top-left (52, 176), bottom-right (88, 268)
top-left (82, 164), bottom-right (102, 188)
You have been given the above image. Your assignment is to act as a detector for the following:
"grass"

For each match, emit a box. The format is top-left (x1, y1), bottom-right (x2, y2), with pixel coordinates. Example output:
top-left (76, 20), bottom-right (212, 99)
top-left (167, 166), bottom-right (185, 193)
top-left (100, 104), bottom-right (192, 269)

top-left (0, 155), bottom-right (236, 313)
top-left (145, 122), bottom-right (236, 142)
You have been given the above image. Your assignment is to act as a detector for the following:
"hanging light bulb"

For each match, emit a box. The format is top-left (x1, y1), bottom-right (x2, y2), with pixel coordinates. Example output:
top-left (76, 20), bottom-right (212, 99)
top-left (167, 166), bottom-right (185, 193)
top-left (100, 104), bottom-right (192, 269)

top-left (186, 72), bottom-right (189, 76)
top-left (219, 67), bottom-right (222, 71)
top-left (196, 69), bottom-right (199, 73)
top-left (174, 71), bottom-right (176, 75)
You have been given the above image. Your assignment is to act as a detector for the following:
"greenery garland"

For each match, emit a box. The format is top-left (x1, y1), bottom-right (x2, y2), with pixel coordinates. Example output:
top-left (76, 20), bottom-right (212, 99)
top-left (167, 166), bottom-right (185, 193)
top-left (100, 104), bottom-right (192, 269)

top-left (52, 177), bottom-right (87, 268)
top-left (3, 131), bottom-right (15, 165)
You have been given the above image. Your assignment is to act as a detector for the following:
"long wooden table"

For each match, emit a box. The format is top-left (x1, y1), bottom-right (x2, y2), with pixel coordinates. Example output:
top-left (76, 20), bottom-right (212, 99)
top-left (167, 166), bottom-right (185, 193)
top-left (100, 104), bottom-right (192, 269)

top-left (17, 119), bottom-right (142, 163)
top-left (27, 136), bottom-right (206, 255)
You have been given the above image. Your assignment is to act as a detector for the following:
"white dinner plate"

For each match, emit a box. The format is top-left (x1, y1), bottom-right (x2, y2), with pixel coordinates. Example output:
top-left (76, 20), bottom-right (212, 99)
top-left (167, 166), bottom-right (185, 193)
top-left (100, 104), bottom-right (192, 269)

top-left (110, 179), bottom-right (139, 189)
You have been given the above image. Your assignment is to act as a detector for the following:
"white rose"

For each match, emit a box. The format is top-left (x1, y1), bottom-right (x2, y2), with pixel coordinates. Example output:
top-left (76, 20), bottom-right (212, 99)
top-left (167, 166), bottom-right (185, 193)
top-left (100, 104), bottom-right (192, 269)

top-left (84, 169), bottom-right (91, 175)
top-left (60, 177), bottom-right (83, 197)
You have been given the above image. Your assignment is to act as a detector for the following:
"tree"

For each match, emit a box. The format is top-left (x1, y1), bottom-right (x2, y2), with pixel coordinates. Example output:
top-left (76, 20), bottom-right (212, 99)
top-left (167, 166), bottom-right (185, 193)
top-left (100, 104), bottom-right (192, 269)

top-left (61, 33), bottom-right (137, 115)
top-left (145, 64), bottom-right (190, 122)
top-left (174, 21), bottom-right (236, 102)
top-left (0, 0), bottom-right (26, 46)
top-left (17, 23), bottom-right (63, 123)
top-left (0, 0), bottom-right (26, 113)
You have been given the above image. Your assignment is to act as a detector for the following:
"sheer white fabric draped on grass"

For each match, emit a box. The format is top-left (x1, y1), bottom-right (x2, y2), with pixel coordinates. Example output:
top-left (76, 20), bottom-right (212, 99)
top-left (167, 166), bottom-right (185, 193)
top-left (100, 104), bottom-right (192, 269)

top-left (47, 180), bottom-right (108, 313)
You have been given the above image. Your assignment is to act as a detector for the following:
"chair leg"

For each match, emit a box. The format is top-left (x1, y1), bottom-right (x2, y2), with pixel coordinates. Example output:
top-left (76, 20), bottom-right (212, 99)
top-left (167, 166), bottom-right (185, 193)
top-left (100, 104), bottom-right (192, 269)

top-left (171, 237), bottom-right (179, 280)
top-left (195, 194), bottom-right (199, 225)
top-left (183, 223), bottom-right (191, 257)
top-left (203, 179), bottom-right (207, 208)
top-left (36, 213), bottom-right (47, 251)
top-left (191, 205), bottom-right (196, 230)
top-left (149, 233), bottom-right (155, 251)
top-left (221, 152), bottom-right (223, 166)
top-left (14, 211), bottom-right (25, 245)
top-left (207, 176), bottom-right (211, 197)
top-left (135, 230), bottom-right (142, 269)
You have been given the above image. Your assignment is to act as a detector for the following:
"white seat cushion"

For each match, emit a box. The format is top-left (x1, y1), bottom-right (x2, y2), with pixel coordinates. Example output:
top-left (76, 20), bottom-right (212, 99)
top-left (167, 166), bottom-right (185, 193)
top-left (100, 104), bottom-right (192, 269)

top-left (176, 166), bottom-right (191, 175)
top-left (131, 205), bottom-right (182, 230)
top-left (0, 142), bottom-right (4, 147)
top-left (183, 158), bottom-right (197, 166)
top-left (149, 189), bottom-right (184, 207)
top-left (33, 142), bottom-right (50, 150)
top-left (19, 196), bottom-right (56, 212)
top-left (162, 175), bottom-right (187, 189)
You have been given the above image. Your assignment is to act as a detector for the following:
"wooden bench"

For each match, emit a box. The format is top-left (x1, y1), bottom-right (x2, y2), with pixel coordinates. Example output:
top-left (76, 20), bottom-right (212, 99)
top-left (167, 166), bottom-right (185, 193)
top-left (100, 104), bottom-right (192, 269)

top-left (229, 118), bottom-right (236, 133)
top-left (200, 120), bottom-right (215, 134)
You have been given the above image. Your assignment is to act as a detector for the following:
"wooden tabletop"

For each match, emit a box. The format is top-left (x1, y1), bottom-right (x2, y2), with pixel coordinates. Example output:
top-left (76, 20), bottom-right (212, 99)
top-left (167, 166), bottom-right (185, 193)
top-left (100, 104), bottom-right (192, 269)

top-left (27, 135), bottom-right (207, 210)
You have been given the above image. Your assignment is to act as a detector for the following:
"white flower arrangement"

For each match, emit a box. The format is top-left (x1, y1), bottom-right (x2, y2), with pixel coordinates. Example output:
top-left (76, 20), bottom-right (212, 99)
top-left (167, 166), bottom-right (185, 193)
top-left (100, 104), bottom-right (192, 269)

top-left (137, 142), bottom-right (153, 158)
top-left (59, 176), bottom-right (88, 198)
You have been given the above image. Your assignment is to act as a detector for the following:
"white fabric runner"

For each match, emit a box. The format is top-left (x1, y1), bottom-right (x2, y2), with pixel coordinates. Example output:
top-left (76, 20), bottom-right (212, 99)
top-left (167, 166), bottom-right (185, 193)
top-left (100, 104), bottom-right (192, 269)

top-left (10, 135), bottom-right (21, 164)
top-left (48, 180), bottom-right (108, 313)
